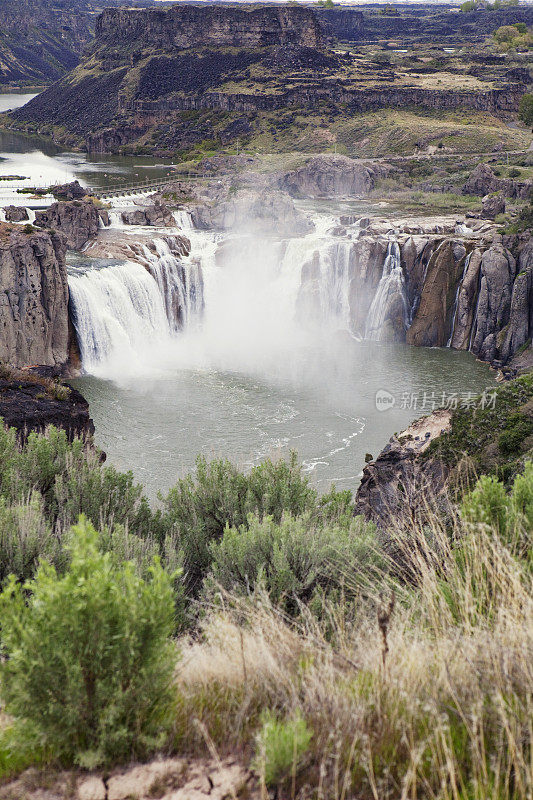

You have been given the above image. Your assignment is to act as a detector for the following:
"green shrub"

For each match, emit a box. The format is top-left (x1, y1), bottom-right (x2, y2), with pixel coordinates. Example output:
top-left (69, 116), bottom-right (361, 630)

top-left (255, 711), bottom-right (312, 787)
top-left (0, 516), bottom-right (178, 768)
top-left (206, 512), bottom-right (380, 616)
top-left (461, 461), bottom-right (533, 556)
top-left (519, 93), bottom-right (533, 127)
top-left (0, 495), bottom-right (63, 584)
top-left (0, 424), bottom-right (160, 539)
top-left (162, 452), bottom-right (342, 597)
top-left (498, 412), bottom-right (533, 456)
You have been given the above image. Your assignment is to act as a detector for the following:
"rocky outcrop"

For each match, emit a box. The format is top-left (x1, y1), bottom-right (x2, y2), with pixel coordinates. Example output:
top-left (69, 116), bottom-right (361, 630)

top-left (191, 188), bottom-right (314, 237)
top-left (280, 155), bottom-right (387, 199)
top-left (4, 206), bottom-right (29, 222)
top-left (95, 5), bottom-right (323, 51)
top-left (52, 180), bottom-right (89, 201)
top-left (35, 200), bottom-right (100, 250)
top-left (121, 201), bottom-right (174, 228)
top-left (0, 372), bottom-right (94, 443)
top-left (0, 224), bottom-right (69, 369)
top-left (354, 410), bottom-right (451, 528)
top-left (462, 163), bottom-right (533, 200)
top-left (481, 192), bottom-right (505, 220)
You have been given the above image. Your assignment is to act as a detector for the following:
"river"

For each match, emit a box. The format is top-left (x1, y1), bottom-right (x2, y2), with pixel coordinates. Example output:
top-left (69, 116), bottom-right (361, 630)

top-left (1, 95), bottom-right (496, 499)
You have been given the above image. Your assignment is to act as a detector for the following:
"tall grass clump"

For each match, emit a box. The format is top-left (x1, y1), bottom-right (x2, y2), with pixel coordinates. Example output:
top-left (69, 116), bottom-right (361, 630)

top-left (173, 467), bottom-right (533, 799)
top-left (0, 517), bottom-right (178, 769)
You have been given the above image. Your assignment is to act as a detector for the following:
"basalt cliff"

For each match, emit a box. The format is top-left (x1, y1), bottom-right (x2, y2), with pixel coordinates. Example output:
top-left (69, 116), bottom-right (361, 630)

top-left (0, 224), bottom-right (69, 369)
top-left (13, 4), bottom-right (527, 156)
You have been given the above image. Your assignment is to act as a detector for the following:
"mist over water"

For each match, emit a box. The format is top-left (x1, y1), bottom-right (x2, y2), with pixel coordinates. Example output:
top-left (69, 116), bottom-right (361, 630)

top-left (70, 214), bottom-right (496, 499)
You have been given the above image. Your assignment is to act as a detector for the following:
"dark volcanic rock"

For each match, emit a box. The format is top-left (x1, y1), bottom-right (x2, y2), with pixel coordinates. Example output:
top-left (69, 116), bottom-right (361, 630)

top-left (481, 192), bottom-right (505, 220)
top-left (52, 180), bottom-right (88, 201)
top-left (95, 5), bottom-right (323, 50)
top-left (0, 375), bottom-right (94, 443)
top-left (0, 224), bottom-right (69, 369)
top-left (354, 410), bottom-right (451, 529)
top-left (35, 199), bottom-right (100, 250)
top-left (191, 188), bottom-right (313, 237)
top-left (4, 206), bottom-right (29, 222)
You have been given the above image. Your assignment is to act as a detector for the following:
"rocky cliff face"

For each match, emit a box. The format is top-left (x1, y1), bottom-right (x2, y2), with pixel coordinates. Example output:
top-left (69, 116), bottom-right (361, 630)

top-left (35, 200), bottom-right (101, 251)
top-left (354, 410), bottom-right (452, 528)
top-left (95, 5), bottom-right (322, 51)
top-left (353, 5), bottom-right (533, 45)
top-left (0, 0), bottom-right (93, 85)
top-left (0, 225), bottom-right (70, 369)
top-left (296, 214), bottom-right (532, 370)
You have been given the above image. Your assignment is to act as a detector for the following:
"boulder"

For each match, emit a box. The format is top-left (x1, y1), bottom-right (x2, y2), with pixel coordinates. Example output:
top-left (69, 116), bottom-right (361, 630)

top-left (121, 200), bottom-right (174, 227)
top-left (280, 154), bottom-right (386, 199)
top-left (0, 224), bottom-right (69, 368)
top-left (462, 163), bottom-right (498, 196)
top-left (463, 163), bottom-right (532, 199)
top-left (4, 206), bottom-right (29, 222)
top-left (34, 200), bottom-right (100, 250)
top-left (481, 192), bottom-right (505, 220)
top-left (52, 180), bottom-right (88, 201)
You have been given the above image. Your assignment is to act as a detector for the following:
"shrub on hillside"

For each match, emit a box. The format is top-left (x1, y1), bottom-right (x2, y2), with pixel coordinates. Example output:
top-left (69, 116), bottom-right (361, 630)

top-left (206, 512), bottom-right (381, 616)
top-left (0, 423), bottom-right (159, 539)
top-left (0, 517), bottom-right (178, 768)
top-left (163, 452), bottom-right (352, 597)
top-left (461, 460), bottom-right (533, 557)
top-left (0, 495), bottom-right (63, 584)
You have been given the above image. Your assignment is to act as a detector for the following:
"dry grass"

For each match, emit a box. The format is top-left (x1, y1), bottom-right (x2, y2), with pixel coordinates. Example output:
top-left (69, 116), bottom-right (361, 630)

top-left (172, 515), bottom-right (533, 799)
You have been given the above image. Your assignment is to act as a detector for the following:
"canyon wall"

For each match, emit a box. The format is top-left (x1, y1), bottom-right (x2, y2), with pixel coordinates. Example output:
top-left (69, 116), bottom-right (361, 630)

top-left (95, 5), bottom-right (323, 51)
top-left (0, 225), bottom-right (69, 369)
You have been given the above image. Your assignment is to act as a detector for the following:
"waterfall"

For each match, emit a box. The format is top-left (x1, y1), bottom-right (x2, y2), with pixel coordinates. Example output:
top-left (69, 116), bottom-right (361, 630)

top-left (364, 241), bottom-right (408, 341)
top-left (446, 252), bottom-right (471, 348)
top-left (68, 240), bottom-right (204, 377)
top-left (68, 261), bottom-right (172, 376)
top-left (173, 210), bottom-right (193, 230)
top-left (143, 239), bottom-right (204, 331)
top-left (468, 270), bottom-right (483, 353)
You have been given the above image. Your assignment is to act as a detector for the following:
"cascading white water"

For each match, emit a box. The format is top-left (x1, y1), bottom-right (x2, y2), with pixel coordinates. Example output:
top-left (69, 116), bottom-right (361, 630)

top-left (143, 239), bottom-right (204, 332)
top-left (364, 241), bottom-right (408, 341)
top-left (173, 210), bottom-right (193, 230)
top-left (68, 237), bottom-right (204, 378)
top-left (447, 252), bottom-right (471, 348)
top-left (69, 261), bottom-right (172, 378)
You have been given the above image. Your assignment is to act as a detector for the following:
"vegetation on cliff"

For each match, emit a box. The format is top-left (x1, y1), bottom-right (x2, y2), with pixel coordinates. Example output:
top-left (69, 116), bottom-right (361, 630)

top-left (427, 372), bottom-right (533, 483)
